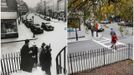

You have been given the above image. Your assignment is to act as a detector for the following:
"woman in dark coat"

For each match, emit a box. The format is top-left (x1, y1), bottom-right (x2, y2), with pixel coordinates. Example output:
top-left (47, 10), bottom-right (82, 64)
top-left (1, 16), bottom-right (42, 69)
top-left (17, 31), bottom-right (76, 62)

top-left (20, 40), bottom-right (34, 72)
top-left (40, 43), bottom-right (52, 75)
top-left (30, 43), bottom-right (38, 67)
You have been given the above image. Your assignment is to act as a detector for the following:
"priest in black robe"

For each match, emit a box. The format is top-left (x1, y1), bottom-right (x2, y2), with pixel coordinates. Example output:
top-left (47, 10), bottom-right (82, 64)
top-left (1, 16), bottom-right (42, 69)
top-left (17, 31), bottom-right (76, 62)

top-left (20, 39), bottom-right (34, 72)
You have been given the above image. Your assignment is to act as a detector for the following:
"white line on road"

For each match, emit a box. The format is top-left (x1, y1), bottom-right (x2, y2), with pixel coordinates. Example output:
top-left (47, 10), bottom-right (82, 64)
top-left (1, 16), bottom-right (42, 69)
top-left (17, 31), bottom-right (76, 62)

top-left (92, 37), bottom-right (126, 49)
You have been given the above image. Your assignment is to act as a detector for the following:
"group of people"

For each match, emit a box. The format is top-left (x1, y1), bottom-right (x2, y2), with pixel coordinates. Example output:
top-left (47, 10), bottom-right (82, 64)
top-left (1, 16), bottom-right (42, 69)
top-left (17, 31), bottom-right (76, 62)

top-left (20, 39), bottom-right (52, 75)
top-left (90, 21), bottom-right (99, 37)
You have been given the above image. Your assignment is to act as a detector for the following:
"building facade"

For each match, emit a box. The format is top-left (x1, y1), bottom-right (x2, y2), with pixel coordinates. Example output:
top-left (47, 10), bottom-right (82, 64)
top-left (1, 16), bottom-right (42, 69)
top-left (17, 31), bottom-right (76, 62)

top-left (1, 0), bottom-right (18, 39)
top-left (57, 0), bottom-right (66, 21)
top-left (17, 0), bottom-right (29, 16)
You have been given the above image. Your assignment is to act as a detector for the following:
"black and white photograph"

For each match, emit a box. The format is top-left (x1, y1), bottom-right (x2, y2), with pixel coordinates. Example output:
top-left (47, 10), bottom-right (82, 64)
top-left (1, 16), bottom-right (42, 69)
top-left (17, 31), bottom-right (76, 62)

top-left (1, 0), bottom-right (67, 75)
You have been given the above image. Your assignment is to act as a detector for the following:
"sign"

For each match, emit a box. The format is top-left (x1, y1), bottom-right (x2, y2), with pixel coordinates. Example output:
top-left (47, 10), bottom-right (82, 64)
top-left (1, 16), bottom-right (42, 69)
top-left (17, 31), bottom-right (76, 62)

top-left (1, 12), bottom-right (17, 19)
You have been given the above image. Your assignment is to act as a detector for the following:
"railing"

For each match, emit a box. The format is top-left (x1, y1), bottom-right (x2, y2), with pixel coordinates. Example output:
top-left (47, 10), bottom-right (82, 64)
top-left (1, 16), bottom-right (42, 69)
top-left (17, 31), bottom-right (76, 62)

top-left (56, 46), bottom-right (67, 74)
top-left (68, 44), bottom-right (133, 74)
top-left (1, 52), bottom-right (21, 75)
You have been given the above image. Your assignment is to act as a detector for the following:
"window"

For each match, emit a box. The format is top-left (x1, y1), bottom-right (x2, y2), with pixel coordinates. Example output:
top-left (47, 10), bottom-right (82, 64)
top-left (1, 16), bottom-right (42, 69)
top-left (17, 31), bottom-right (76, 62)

top-left (1, 0), bottom-right (8, 8)
top-left (1, 20), bottom-right (18, 34)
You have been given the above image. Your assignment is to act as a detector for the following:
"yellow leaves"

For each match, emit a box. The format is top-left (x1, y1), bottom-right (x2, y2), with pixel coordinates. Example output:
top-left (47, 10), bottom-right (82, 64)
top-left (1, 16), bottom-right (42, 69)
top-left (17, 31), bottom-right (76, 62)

top-left (68, 18), bottom-right (80, 28)
top-left (101, 4), bottom-right (114, 14)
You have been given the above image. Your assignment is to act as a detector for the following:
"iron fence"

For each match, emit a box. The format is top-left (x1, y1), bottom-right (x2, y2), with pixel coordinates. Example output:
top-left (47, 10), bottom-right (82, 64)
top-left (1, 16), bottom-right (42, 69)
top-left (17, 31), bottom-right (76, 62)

top-left (68, 44), bottom-right (133, 74)
top-left (1, 52), bottom-right (21, 75)
top-left (1, 46), bottom-right (67, 75)
top-left (56, 46), bottom-right (67, 74)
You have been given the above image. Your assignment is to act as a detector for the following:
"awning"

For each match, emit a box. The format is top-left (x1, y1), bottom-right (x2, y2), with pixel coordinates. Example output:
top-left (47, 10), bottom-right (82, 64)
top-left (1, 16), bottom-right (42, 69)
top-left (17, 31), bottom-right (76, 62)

top-left (1, 12), bottom-right (18, 19)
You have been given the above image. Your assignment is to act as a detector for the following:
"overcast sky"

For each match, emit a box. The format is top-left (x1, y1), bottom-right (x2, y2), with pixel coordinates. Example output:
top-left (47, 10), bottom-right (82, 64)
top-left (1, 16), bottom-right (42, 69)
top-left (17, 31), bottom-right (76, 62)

top-left (23, 0), bottom-right (41, 8)
top-left (23, 0), bottom-right (57, 8)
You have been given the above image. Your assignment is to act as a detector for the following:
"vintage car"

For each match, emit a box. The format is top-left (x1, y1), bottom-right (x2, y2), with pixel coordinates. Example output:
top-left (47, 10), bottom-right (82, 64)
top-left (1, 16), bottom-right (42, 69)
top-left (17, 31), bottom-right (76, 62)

top-left (44, 16), bottom-right (51, 21)
top-left (30, 24), bottom-right (43, 34)
top-left (41, 22), bottom-right (54, 31)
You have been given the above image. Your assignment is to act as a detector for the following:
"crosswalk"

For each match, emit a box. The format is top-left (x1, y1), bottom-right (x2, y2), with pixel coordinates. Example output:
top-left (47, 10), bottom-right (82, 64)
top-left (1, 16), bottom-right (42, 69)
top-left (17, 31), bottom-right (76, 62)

top-left (92, 37), bottom-right (127, 51)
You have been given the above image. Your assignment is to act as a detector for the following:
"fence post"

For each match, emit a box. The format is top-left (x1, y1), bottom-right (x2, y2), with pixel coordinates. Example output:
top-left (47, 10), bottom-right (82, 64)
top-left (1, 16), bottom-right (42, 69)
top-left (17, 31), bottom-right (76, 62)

top-left (69, 54), bottom-right (73, 75)
top-left (64, 47), bottom-right (66, 74)
top-left (103, 48), bottom-right (105, 66)
top-left (56, 56), bottom-right (59, 74)
top-left (128, 44), bottom-right (131, 59)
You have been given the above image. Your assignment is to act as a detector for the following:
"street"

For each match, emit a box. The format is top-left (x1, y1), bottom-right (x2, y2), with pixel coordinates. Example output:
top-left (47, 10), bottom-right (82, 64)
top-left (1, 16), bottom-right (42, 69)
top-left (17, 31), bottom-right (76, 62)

top-left (1, 13), bottom-right (67, 75)
top-left (68, 22), bottom-right (133, 53)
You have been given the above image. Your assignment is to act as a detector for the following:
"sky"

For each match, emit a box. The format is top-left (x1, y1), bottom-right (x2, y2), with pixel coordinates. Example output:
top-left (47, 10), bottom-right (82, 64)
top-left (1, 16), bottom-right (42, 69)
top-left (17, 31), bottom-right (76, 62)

top-left (23, 0), bottom-right (57, 8)
top-left (23, 0), bottom-right (41, 8)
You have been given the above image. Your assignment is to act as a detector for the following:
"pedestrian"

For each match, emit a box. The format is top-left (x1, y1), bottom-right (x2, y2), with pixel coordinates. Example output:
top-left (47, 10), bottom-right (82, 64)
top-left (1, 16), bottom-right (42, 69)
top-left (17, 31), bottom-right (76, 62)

top-left (33, 33), bottom-right (35, 38)
top-left (95, 22), bottom-right (99, 37)
top-left (39, 43), bottom-right (46, 65)
top-left (18, 19), bottom-right (20, 24)
top-left (111, 33), bottom-right (118, 50)
top-left (119, 26), bottom-right (124, 37)
top-left (30, 42), bottom-right (38, 68)
top-left (20, 39), bottom-right (34, 72)
top-left (39, 43), bottom-right (52, 75)
top-left (110, 28), bottom-right (116, 37)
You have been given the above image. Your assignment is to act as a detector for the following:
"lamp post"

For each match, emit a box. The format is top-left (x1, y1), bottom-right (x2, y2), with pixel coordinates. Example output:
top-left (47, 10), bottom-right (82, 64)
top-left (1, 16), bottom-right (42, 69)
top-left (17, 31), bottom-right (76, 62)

top-left (64, 0), bottom-right (66, 21)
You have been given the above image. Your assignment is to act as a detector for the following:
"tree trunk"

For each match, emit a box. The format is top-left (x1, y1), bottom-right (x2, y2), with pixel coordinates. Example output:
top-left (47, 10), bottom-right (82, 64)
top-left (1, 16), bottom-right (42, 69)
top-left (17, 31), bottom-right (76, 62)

top-left (75, 28), bottom-right (78, 41)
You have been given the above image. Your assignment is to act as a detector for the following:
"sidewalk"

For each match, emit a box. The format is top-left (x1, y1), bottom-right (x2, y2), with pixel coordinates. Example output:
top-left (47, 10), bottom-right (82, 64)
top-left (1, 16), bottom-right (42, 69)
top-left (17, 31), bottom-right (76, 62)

top-left (74, 60), bottom-right (133, 75)
top-left (68, 28), bottom-right (103, 43)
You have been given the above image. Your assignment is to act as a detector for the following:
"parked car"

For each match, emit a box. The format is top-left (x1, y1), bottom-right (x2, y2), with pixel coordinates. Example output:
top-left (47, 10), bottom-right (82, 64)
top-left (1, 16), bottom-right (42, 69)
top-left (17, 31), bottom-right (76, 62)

top-left (113, 16), bottom-right (121, 22)
top-left (118, 21), bottom-right (133, 27)
top-left (96, 23), bottom-right (104, 32)
top-left (118, 21), bottom-right (125, 26)
top-left (30, 24), bottom-right (43, 34)
top-left (44, 16), bottom-right (51, 21)
top-left (58, 16), bottom-right (64, 20)
top-left (41, 22), bottom-right (54, 31)
top-left (100, 20), bottom-right (110, 24)
top-left (125, 22), bottom-right (133, 27)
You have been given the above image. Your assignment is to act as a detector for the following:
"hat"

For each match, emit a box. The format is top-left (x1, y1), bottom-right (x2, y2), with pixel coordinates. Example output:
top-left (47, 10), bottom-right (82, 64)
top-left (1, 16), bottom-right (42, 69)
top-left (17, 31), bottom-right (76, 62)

top-left (25, 39), bottom-right (29, 43)
top-left (42, 42), bottom-right (46, 46)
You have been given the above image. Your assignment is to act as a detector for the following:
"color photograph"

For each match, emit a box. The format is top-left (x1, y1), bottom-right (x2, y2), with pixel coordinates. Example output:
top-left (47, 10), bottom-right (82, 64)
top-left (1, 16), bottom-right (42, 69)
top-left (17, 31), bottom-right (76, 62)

top-left (67, 0), bottom-right (133, 75)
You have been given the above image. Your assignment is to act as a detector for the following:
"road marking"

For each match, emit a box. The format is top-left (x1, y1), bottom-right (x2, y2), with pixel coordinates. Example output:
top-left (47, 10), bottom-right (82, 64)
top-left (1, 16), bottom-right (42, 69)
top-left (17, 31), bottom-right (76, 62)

top-left (92, 37), bottom-right (126, 50)
top-left (99, 40), bottom-right (110, 42)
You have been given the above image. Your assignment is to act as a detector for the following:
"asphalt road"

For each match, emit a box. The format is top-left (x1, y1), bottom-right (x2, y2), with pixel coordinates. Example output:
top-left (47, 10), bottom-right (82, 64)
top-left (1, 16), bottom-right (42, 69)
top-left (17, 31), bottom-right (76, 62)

top-left (68, 22), bottom-right (133, 53)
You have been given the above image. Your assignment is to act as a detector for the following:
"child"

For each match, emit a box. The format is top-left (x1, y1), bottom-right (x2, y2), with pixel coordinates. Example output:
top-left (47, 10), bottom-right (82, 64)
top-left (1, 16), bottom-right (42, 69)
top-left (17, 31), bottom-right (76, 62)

top-left (111, 33), bottom-right (118, 50)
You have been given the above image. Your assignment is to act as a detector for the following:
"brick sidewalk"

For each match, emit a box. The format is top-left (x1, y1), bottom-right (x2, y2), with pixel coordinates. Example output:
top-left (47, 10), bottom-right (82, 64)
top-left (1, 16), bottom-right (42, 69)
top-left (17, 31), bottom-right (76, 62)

top-left (74, 60), bottom-right (133, 75)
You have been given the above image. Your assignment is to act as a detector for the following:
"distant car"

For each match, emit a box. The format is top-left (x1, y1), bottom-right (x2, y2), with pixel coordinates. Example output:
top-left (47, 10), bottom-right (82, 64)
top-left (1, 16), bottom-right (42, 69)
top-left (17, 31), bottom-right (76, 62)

top-left (118, 21), bottom-right (133, 27)
top-left (58, 16), bottom-right (63, 20)
top-left (46, 17), bottom-right (51, 21)
top-left (118, 21), bottom-right (125, 26)
top-left (30, 24), bottom-right (43, 34)
top-left (41, 22), bottom-right (54, 31)
top-left (96, 23), bottom-right (104, 32)
top-left (113, 16), bottom-right (121, 22)
top-left (125, 22), bottom-right (133, 27)
top-left (100, 20), bottom-right (110, 24)
top-left (44, 16), bottom-right (51, 21)
top-left (23, 20), bottom-right (33, 28)
top-left (31, 28), bottom-right (43, 34)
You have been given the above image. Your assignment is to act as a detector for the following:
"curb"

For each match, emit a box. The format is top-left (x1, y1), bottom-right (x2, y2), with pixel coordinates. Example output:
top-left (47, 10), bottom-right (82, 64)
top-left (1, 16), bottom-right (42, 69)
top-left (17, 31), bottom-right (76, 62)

top-left (1, 38), bottom-right (38, 44)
